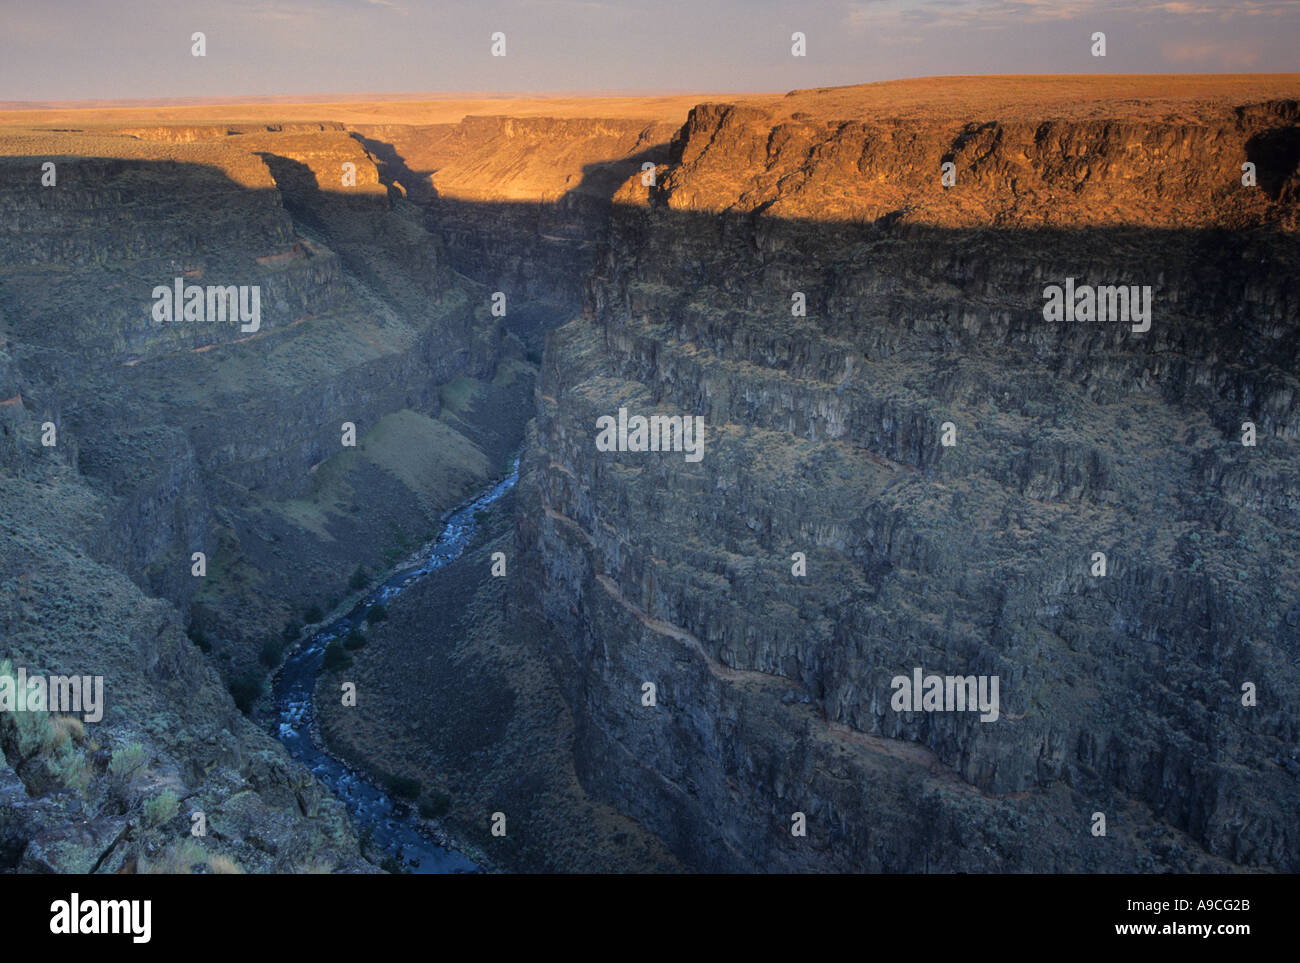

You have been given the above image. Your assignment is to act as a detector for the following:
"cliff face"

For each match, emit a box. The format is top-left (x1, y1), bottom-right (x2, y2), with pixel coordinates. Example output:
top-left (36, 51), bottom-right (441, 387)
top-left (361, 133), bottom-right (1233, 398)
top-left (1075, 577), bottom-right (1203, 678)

top-left (0, 122), bottom-right (529, 871)
top-left (0, 124), bottom-right (526, 633)
top-left (356, 117), bottom-right (677, 317)
top-left (657, 99), bottom-right (1300, 227)
top-left (517, 90), bottom-right (1300, 871)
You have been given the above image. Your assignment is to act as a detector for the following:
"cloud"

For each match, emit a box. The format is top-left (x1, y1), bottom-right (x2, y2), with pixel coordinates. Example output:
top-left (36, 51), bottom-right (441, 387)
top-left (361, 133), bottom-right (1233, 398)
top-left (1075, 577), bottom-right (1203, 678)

top-left (844, 0), bottom-right (1299, 30)
top-left (523, 0), bottom-right (619, 8)
top-left (232, 0), bottom-right (408, 21)
top-left (1160, 40), bottom-right (1262, 69)
top-left (1152, 2), bottom-right (1214, 13)
top-left (845, 0), bottom-right (1114, 31)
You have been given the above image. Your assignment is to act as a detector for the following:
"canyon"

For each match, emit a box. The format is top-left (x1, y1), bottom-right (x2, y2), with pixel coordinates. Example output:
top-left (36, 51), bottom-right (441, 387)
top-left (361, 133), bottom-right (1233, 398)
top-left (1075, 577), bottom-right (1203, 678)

top-left (1, 74), bottom-right (1297, 873)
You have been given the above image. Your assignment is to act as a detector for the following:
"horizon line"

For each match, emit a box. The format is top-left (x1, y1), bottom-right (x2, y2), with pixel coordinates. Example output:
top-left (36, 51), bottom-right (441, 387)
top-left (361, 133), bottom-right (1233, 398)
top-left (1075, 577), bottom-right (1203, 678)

top-left (5, 71), bottom-right (1299, 112)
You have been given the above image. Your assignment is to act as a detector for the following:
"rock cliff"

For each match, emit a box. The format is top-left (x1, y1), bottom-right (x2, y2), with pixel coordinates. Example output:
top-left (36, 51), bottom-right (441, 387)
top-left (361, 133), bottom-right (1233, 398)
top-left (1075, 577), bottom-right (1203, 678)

top-left (0, 121), bottom-right (526, 871)
top-left (356, 116), bottom-right (677, 325)
top-left (515, 81), bottom-right (1300, 871)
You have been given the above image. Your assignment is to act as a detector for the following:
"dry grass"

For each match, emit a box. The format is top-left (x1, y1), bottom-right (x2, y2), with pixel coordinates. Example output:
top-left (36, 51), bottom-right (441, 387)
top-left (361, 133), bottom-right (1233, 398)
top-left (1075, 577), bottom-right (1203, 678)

top-left (48, 715), bottom-right (84, 745)
top-left (141, 841), bottom-right (205, 875)
top-left (293, 858), bottom-right (335, 874)
top-left (207, 854), bottom-right (245, 875)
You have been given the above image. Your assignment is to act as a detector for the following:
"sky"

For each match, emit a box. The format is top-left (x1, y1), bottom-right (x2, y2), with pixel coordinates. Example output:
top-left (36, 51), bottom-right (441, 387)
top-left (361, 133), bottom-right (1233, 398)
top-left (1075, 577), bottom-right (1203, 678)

top-left (1, 0), bottom-right (1297, 102)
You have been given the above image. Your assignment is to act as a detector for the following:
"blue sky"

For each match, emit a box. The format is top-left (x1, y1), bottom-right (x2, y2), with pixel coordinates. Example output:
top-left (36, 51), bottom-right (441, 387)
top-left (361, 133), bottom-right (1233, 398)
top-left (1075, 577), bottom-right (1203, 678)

top-left (1, 0), bottom-right (1297, 101)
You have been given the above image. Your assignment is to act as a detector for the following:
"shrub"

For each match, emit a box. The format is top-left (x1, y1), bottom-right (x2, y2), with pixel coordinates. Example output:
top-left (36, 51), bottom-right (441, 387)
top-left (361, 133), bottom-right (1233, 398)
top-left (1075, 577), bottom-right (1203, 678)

top-left (418, 790), bottom-right (451, 819)
top-left (51, 749), bottom-right (92, 795)
top-left (342, 628), bottom-right (367, 650)
top-left (366, 604), bottom-right (388, 625)
top-left (281, 619), bottom-right (303, 643)
top-left (321, 642), bottom-right (351, 673)
top-left (304, 604), bottom-right (324, 624)
top-left (348, 565), bottom-right (369, 591)
top-left (259, 637), bottom-right (287, 668)
top-left (108, 741), bottom-right (149, 780)
top-left (143, 790), bottom-right (180, 827)
top-left (1, 662), bottom-right (54, 758)
top-left (187, 625), bottom-right (211, 653)
top-left (386, 774), bottom-right (420, 800)
top-left (50, 715), bottom-right (84, 745)
top-left (21, 713), bottom-right (56, 756)
top-left (229, 671), bottom-right (264, 714)
top-left (41, 717), bottom-right (70, 753)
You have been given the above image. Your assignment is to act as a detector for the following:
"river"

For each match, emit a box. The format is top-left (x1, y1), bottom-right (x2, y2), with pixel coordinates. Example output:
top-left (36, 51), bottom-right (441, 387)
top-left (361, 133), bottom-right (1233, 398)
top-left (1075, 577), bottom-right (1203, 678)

top-left (271, 459), bottom-right (519, 873)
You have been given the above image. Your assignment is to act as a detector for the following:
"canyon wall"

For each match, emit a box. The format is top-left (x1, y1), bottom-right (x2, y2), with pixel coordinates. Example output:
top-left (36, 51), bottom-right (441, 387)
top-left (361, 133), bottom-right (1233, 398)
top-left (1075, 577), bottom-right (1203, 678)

top-left (355, 117), bottom-right (677, 331)
top-left (1, 123), bottom-right (527, 643)
top-left (515, 89), bottom-right (1300, 871)
top-left (0, 121), bottom-right (528, 871)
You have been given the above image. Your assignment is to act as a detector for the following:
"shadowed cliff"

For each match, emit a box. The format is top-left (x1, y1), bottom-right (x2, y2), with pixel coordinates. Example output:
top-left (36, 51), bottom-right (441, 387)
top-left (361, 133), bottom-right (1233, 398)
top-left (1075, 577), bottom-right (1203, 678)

top-left (508, 94), bottom-right (1300, 873)
top-left (0, 128), bottom-right (531, 873)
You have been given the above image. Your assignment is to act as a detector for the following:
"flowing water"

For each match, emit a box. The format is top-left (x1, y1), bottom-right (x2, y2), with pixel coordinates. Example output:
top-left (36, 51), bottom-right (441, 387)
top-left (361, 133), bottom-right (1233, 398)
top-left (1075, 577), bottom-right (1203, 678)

top-left (272, 460), bottom-right (519, 873)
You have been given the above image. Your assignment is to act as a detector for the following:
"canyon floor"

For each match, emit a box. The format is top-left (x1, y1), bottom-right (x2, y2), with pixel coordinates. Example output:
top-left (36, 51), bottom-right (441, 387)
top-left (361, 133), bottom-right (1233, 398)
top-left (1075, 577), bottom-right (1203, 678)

top-left (1, 74), bottom-right (1298, 874)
